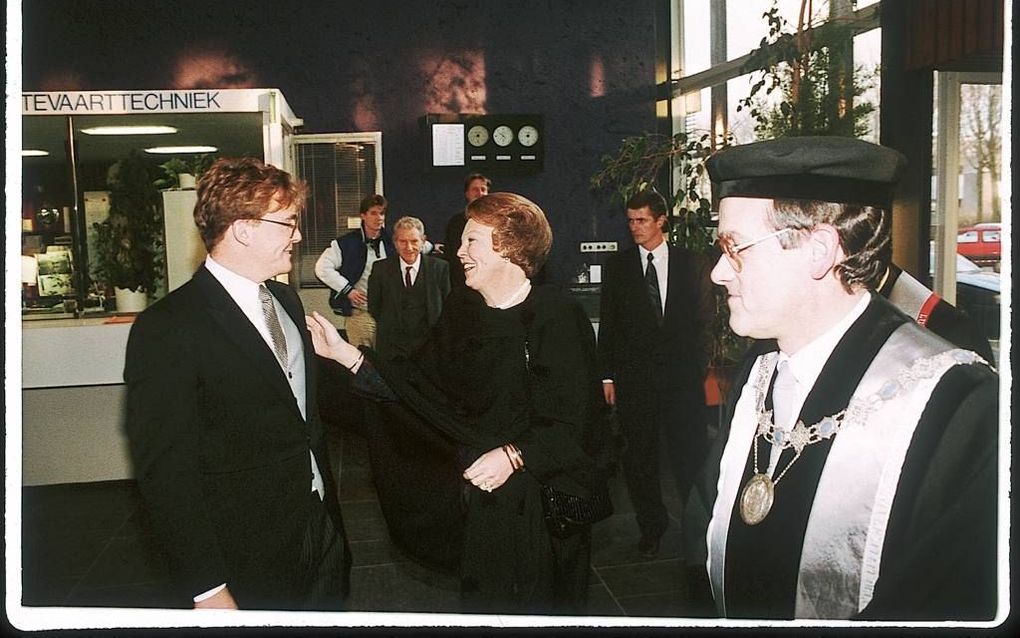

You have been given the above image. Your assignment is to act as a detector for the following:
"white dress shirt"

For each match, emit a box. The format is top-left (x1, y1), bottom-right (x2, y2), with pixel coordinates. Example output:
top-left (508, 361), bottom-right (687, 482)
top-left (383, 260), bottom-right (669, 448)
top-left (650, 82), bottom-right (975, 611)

top-left (400, 253), bottom-right (422, 287)
top-left (767, 292), bottom-right (872, 475)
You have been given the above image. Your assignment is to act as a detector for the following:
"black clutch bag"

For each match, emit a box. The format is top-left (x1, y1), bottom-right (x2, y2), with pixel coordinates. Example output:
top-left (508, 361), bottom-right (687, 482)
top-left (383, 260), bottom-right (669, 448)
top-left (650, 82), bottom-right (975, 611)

top-left (540, 483), bottom-right (613, 538)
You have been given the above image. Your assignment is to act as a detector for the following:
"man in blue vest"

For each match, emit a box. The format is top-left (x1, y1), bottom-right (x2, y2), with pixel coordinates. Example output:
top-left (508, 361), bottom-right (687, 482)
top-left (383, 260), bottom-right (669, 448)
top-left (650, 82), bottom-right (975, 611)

top-left (314, 194), bottom-right (395, 347)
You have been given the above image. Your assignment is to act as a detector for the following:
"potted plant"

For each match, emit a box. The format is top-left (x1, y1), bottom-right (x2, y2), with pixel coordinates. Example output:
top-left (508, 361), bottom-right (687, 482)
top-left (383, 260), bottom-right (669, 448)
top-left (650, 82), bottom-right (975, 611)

top-left (92, 151), bottom-right (165, 312)
top-left (153, 154), bottom-right (216, 190)
top-left (591, 130), bottom-right (750, 407)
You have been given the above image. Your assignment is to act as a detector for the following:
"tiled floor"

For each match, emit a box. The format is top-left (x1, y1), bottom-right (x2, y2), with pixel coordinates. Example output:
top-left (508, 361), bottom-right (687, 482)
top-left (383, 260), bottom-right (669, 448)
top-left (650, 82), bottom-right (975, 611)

top-left (20, 409), bottom-right (707, 618)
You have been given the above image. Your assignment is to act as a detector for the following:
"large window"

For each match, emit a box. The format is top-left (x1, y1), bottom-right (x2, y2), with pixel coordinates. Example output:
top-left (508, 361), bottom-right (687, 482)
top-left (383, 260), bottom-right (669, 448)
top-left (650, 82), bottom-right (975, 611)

top-left (930, 72), bottom-right (1002, 358)
top-left (673, 0), bottom-right (881, 147)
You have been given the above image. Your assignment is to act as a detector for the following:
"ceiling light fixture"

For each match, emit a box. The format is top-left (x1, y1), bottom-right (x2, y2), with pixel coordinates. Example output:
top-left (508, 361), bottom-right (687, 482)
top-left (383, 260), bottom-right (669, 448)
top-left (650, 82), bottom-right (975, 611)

top-left (144, 145), bottom-right (218, 154)
top-left (80, 125), bottom-right (179, 135)
top-left (22, 149), bottom-right (50, 157)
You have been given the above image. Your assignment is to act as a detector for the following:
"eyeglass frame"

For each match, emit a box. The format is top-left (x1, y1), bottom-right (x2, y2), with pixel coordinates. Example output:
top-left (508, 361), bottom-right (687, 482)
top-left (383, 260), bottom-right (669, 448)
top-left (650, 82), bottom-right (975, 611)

top-left (717, 227), bottom-right (791, 273)
top-left (244, 214), bottom-right (301, 238)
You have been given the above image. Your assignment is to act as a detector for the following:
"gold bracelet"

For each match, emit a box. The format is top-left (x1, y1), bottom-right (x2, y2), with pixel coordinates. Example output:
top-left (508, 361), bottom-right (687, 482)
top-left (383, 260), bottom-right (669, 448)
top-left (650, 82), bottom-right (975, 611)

top-left (345, 352), bottom-right (364, 372)
top-left (502, 443), bottom-right (524, 470)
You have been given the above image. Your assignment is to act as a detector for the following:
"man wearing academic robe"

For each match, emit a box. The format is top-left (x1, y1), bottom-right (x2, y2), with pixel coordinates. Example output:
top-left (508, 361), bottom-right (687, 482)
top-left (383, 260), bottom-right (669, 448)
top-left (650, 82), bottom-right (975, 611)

top-left (684, 137), bottom-right (998, 620)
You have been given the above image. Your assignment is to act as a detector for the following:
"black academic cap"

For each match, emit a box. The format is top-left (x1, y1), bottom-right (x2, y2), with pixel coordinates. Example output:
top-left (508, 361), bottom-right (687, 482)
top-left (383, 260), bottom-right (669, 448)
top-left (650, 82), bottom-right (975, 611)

top-left (705, 136), bottom-right (907, 209)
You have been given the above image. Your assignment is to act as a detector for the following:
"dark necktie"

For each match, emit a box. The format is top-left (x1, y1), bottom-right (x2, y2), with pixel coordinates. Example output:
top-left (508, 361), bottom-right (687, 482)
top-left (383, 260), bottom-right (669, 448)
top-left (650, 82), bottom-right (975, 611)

top-left (404, 265), bottom-right (413, 288)
top-left (258, 284), bottom-right (289, 369)
top-left (366, 236), bottom-right (381, 255)
top-left (645, 252), bottom-right (662, 321)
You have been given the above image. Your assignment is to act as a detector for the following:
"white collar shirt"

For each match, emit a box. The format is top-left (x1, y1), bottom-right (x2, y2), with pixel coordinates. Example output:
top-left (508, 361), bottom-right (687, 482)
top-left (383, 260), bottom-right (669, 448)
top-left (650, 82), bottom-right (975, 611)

top-left (767, 292), bottom-right (872, 474)
top-left (400, 254), bottom-right (422, 286)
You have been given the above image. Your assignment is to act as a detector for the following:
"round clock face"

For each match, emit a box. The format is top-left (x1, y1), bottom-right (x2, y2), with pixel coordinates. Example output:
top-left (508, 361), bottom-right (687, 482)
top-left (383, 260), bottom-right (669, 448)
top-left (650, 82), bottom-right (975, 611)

top-left (517, 125), bottom-right (539, 147)
top-left (492, 125), bottom-right (514, 147)
top-left (467, 125), bottom-right (489, 147)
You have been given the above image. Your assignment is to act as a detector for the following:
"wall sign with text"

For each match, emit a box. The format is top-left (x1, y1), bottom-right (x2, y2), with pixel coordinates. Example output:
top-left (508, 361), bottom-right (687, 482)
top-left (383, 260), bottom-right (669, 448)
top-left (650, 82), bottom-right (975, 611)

top-left (422, 113), bottom-right (544, 175)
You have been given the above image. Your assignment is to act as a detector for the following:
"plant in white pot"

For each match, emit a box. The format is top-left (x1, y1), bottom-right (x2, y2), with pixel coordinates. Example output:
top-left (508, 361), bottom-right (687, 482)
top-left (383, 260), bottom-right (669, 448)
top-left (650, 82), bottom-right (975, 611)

top-left (153, 154), bottom-right (216, 190)
top-left (92, 151), bottom-right (166, 312)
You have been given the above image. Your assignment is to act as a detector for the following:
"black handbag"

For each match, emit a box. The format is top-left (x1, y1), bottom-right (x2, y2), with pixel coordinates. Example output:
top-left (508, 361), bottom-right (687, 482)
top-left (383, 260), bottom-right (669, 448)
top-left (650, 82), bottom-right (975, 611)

top-left (540, 482), bottom-right (613, 538)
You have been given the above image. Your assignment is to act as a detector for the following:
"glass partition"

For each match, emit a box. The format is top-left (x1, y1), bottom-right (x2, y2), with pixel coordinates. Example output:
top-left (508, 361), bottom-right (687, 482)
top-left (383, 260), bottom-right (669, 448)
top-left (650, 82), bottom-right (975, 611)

top-left (21, 106), bottom-right (271, 319)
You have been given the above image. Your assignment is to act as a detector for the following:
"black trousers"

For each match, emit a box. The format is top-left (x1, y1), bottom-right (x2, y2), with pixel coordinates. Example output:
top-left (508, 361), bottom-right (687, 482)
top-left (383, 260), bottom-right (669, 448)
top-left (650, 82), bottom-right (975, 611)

top-left (296, 491), bottom-right (348, 611)
top-left (618, 383), bottom-right (706, 540)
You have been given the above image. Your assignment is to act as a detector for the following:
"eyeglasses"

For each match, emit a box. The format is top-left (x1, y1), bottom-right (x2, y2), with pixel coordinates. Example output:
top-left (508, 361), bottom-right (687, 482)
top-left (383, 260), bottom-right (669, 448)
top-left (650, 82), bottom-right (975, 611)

top-left (249, 216), bottom-right (300, 238)
top-left (717, 228), bottom-right (790, 273)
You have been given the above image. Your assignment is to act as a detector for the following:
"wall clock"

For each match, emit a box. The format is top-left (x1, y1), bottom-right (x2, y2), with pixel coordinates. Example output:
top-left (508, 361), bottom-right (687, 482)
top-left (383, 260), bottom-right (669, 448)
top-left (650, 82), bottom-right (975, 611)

top-left (492, 125), bottom-right (514, 147)
top-left (467, 124), bottom-right (489, 147)
top-left (517, 125), bottom-right (539, 147)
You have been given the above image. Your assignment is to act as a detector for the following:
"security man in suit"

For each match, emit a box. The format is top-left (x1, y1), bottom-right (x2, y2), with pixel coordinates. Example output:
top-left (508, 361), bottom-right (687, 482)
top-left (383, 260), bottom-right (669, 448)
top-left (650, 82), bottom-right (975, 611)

top-left (315, 193), bottom-right (394, 347)
top-left (368, 215), bottom-right (451, 361)
top-left (124, 157), bottom-right (350, 610)
top-left (597, 189), bottom-right (714, 558)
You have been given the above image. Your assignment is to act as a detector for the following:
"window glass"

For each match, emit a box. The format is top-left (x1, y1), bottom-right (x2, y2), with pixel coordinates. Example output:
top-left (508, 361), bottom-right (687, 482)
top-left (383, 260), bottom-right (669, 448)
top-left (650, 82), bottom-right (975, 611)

top-left (681, 0), bottom-right (711, 76)
top-left (726, 0), bottom-right (813, 62)
top-left (957, 230), bottom-right (978, 243)
top-left (22, 111), bottom-right (264, 318)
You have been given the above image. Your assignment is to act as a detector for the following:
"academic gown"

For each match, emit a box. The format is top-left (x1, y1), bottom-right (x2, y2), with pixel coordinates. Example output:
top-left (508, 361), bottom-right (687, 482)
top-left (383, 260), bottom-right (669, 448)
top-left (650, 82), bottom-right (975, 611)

top-left (685, 293), bottom-right (998, 620)
top-left (354, 284), bottom-right (606, 613)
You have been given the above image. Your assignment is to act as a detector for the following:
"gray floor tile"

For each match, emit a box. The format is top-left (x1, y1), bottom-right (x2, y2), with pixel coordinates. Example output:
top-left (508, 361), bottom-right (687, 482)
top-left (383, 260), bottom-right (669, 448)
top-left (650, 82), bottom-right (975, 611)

top-left (595, 557), bottom-right (686, 599)
top-left (347, 562), bottom-right (460, 613)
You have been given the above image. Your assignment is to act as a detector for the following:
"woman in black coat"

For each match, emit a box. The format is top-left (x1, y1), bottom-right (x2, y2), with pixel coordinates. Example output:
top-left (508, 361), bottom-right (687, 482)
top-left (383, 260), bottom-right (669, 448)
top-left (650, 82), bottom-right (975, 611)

top-left (308, 193), bottom-right (606, 614)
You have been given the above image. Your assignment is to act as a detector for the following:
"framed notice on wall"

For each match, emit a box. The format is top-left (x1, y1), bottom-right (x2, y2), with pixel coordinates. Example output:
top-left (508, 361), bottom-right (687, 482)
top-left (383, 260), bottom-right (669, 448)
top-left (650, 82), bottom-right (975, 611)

top-left (421, 113), bottom-right (543, 175)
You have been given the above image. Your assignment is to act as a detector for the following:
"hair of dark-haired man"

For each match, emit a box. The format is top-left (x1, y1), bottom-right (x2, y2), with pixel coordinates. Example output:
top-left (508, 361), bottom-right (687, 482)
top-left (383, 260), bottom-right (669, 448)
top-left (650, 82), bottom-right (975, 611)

top-left (359, 194), bottom-right (388, 214)
top-left (626, 189), bottom-right (668, 217)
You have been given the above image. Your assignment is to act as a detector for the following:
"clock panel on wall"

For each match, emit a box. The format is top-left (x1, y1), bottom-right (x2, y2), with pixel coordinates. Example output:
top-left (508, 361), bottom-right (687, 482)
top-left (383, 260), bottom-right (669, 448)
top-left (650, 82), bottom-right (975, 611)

top-left (422, 113), bottom-right (544, 175)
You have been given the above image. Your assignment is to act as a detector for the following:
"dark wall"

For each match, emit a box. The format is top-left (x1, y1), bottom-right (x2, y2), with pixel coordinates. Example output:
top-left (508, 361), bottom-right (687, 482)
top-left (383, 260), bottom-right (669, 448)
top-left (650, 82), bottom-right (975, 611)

top-left (23, 0), bottom-right (664, 284)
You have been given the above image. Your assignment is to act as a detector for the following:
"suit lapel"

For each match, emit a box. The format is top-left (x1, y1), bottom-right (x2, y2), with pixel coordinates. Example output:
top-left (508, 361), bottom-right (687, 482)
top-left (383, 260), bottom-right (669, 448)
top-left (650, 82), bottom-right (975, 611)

top-left (193, 267), bottom-right (303, 419)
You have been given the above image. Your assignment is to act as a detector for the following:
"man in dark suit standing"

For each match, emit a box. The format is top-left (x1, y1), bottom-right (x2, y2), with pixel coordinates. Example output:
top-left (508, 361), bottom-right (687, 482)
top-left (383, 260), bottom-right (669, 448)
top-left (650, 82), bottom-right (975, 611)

top-left (369, 216), bottom-right (451, 361)
top-left (597, 189), bottom-right (713, 558)
top-left (364, 215), bottom-right (461, 569)
top-left (124, 157), bottom-right (350, 610)
top-left (442, 173), bottom-right (490, 288)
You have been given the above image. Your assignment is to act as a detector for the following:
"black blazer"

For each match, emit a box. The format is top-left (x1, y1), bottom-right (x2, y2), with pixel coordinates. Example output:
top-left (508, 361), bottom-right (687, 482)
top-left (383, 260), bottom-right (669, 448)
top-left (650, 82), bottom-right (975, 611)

top-left (124, 265), bottom-right (350, 608)
top-left (597, 244), bottom-right (713, 390)
top-left (368, 254), bottom-right (450, 359)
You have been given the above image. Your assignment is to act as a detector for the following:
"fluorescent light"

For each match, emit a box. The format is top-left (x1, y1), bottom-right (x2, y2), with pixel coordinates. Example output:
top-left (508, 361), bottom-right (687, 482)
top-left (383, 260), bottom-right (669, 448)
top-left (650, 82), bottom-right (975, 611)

top-left (144, 145), bottom-right (218, 154)
top-left (22, 149), bottom-right (50, 157)
top-left (80, 125), bottom-right (178, 135)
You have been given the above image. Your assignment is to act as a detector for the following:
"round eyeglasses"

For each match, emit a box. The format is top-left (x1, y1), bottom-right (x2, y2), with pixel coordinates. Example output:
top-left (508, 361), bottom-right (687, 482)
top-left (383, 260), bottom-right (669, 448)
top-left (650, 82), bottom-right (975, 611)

top-left (717, 228), bottom-right (790, 273)
top-left (253, 216), bottom-right (300, 238)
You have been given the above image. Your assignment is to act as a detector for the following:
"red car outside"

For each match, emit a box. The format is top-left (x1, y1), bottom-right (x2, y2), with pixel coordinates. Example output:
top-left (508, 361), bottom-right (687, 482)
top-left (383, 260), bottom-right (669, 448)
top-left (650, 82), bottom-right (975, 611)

top-left (956, 223), bottom-right (1001, 268)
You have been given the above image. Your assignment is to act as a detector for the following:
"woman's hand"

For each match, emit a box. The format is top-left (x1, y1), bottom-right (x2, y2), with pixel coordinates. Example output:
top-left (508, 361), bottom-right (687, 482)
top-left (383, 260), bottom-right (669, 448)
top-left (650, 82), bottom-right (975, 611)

top-left (463, 447), bottom-right (515, 492)
top-left (305, 311), bottom-right (362, 369)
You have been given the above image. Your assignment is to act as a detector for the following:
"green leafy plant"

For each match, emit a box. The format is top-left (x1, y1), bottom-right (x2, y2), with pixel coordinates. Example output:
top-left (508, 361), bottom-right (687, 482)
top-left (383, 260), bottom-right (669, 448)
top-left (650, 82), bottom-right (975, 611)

top-left (591, 131), bottom-right (749, 368)
top-left (591, 131), bottom-right (718, 250)
top-left (153, 154), bottom-right (217, 190)
top-left (92, 151), bottom-right (165, 294)
top-left (737, 0), bottom-right (876, 139)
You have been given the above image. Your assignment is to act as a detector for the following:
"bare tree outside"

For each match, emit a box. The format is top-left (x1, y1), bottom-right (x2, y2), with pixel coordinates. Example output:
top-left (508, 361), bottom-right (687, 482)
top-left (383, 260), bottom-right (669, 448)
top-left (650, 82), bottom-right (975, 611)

top-left (959, 83), bottom-right (1001, 225)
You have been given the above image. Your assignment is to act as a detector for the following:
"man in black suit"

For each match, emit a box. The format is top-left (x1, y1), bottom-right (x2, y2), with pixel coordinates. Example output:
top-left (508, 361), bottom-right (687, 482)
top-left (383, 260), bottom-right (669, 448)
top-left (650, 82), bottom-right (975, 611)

top-left (442, 173), bottom-right (490, 287)
top-left (597, 189), bottom-right (713, 558)
top-left (124, 157), bottom-right (350, 610)
top-left (368, 215), bottom-right (451, 361)
top-left (364, 215), bottom-right (460, 568)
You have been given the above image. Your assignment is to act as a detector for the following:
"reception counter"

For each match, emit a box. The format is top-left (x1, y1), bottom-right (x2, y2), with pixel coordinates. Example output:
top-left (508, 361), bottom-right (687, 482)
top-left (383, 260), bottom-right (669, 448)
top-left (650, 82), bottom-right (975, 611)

top-left (21, 315), bottom-right (135, 486)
